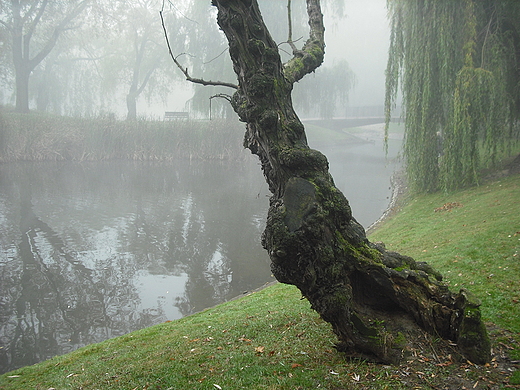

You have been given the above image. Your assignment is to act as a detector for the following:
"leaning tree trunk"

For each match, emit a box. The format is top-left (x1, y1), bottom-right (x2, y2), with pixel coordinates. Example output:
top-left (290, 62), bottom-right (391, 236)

top-left (212, 0), bottom-right (490, 364)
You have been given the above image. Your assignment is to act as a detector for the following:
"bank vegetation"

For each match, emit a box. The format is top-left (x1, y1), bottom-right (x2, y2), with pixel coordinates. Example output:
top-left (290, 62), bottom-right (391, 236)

top-left (0, 109), bottom-right (248, 163)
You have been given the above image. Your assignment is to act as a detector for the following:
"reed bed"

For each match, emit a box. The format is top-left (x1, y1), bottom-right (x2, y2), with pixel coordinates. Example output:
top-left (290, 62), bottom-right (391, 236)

top-left (0, 110), bottom-right (249, 163)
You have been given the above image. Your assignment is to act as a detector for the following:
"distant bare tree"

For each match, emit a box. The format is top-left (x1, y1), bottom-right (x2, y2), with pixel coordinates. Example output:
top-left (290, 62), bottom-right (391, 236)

top-left (0, 0), bottom-right (90, 112)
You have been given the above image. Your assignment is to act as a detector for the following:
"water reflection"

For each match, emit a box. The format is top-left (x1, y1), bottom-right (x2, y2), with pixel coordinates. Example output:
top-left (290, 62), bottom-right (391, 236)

top-left (0, 160), bottom-right (272, 373)
top-left (0, 130), bottom-right (401, 373)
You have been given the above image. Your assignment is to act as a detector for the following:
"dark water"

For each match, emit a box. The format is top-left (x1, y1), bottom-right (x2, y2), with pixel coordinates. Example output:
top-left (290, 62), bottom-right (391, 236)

top-left (0, 136), bottom-right (400, 374)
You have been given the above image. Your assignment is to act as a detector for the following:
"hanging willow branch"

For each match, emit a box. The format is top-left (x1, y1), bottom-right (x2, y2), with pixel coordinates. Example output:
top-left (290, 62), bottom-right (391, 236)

top-left (385, 0), bottom-right (520, 193)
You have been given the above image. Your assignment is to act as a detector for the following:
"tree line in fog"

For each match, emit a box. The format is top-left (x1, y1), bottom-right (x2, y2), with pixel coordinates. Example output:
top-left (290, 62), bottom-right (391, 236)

top-left (0, 0), bottom-right (354, 120)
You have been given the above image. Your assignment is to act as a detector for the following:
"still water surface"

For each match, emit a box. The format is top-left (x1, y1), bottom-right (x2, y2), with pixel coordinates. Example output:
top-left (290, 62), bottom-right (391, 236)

top-left (0, 134), bottom-right (400, 373)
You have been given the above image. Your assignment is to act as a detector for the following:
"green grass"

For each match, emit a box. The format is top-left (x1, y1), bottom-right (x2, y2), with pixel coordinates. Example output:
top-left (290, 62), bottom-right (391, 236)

top-left (370, 174), bottom-right (520, 333)
top-left (0, 284), bottom-right (405, 389)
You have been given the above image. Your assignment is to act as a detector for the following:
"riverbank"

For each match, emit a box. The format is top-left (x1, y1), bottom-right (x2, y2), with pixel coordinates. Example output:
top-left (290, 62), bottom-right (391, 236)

top-left (0, 111), bottom-right (404, 164)
top-left (1, 169), bottom-right (518, 389)
top-left (0, 110), bottom-right (248, 162)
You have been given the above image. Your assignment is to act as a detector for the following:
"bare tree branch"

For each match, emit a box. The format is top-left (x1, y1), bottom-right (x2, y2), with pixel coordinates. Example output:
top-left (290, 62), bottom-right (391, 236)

top-left (203, 47), bottom-right (229, 65)
top-left (159, 10), bottom-right (238, 90)
top-left (28, 0), bottom-right (89, 71)
top-left (166, 0), bottom-right (199, 25)
top-left (286, 0), bottom-right (298, 53)
top-left (209, 93), bottom-right (232, 103)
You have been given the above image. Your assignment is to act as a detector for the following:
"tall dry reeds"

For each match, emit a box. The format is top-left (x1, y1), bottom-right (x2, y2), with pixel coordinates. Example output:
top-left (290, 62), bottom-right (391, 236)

top-left (0, 110), bottom-right (249, 163)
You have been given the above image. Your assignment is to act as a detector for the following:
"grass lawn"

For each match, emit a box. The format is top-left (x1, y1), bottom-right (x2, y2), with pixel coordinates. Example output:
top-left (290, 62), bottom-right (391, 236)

top-left (370, 173), bottom-right (520, 334)
top-left (1, 173), bottom-right (519, 389)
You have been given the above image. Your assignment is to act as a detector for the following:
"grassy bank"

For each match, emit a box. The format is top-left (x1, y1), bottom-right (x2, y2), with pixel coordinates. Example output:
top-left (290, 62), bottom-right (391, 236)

top-left (370, 173), bottom-right (520, 334)
top-left (1, 172), bottom-right (519, 388)
top-left (0, 111), bottom-right (248, 162)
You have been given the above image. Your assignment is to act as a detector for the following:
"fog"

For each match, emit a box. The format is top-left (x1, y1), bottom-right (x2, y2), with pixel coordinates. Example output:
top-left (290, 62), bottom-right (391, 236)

top-left (0, 0), bottom-right (390, 119)
top-left (165, 0), bottom-right (390, 118)
top-left (324, 0), bottom-right (389, 109)
top-left (164, 0), bottom-right (390, 118)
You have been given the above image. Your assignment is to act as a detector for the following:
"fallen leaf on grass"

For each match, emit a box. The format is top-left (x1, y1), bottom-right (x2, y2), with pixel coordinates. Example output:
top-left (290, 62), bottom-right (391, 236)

top-left (434, 202), bottom-right (463, 212)
top-left (291, 363), bottom-right (302, 368)
top-left (255, 346), bottom-right (265, 353)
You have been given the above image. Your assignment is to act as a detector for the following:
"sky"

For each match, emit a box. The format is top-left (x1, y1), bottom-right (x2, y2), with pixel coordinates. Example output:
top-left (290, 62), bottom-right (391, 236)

top-left (0, 0), bottom-right (391, 119)
top-left (324, 0), bottom-right (390, 109)
top-left (165, 0), bottom-right (391, 116)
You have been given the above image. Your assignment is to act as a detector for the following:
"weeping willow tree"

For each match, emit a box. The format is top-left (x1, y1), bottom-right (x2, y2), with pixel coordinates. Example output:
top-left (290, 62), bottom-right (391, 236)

top-left (385, 0), bottom-right (520, 192)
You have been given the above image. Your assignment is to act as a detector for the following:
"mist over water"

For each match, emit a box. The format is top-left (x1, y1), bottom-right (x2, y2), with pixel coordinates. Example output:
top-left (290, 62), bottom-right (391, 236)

top-left (0, 123), bottom-right (401, 373)
top-left (0, 159), bottom-right (271, 373)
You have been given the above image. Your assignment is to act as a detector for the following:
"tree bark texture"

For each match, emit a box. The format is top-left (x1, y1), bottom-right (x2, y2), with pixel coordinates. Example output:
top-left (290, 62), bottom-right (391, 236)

top-left (212, 0), bottom-right (490, 364)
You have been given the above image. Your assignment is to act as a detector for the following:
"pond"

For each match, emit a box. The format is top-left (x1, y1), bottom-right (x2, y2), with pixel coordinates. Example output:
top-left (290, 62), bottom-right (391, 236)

top-left (0, 128), bottom-right (401, 374)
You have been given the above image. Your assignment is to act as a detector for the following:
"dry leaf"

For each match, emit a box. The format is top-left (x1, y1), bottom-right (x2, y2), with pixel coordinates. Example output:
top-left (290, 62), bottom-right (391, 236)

top-left (291, 363), bottom-right (302, 368)
top-left (255, 346), bottom-right (265, 353)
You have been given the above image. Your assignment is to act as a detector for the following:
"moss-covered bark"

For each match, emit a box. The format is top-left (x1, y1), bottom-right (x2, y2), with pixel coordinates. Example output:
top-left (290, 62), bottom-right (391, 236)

top-left (212, 0), bottom-right (490, 364)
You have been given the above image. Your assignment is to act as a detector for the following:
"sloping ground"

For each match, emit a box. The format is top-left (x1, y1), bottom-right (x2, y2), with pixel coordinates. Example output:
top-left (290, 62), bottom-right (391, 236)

top-left (0, 285), bottom-right (517, 389)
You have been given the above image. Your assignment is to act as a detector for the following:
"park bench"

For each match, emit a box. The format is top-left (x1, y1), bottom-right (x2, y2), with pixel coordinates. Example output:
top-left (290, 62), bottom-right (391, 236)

top-left (164, 111), bottom-right (189, 120)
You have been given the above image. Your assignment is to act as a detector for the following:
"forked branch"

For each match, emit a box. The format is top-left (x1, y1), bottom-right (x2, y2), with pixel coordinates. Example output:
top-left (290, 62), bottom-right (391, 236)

top-left (283, 0), bottom-right (325, 84)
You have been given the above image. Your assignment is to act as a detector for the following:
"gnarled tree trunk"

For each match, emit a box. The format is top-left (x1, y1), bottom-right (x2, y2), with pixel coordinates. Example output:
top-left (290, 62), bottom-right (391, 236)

top-left (211, 0), bottom-right (490, 364)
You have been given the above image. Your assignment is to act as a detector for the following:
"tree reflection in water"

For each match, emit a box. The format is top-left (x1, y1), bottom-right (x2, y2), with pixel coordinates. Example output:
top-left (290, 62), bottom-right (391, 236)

top-left (0, 160), bottom-right (271, 374)
top-left (0, 135), bottom-right (399, 373)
